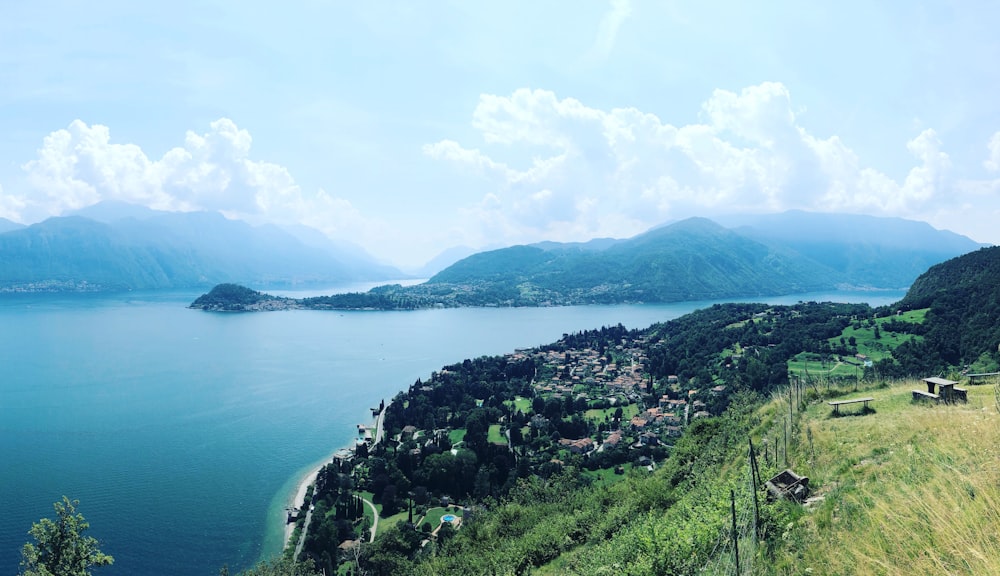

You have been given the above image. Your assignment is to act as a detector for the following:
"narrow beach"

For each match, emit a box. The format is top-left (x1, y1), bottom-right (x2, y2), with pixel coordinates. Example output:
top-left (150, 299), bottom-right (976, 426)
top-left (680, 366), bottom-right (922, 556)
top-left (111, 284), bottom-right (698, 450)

top-left (283, 464), bottom-right (322, 546)
top-left (282, 404), bottom-right (385, 549)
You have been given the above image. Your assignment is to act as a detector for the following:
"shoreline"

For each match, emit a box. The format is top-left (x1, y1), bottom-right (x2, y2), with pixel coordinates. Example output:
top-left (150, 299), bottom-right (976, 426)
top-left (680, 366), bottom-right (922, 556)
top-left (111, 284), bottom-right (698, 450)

top-left (281, 405), bottom-right (384, 550)
top-left (283, 463), bottom-right (323, 546)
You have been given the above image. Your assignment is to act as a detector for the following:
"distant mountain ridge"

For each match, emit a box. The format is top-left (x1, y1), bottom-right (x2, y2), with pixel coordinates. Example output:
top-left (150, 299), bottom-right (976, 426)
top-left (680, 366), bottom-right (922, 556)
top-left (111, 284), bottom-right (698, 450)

top-left (0, 203), bottom-right (406, 292)
top-left (716, 210), bottom-right (986, 287)
top-left (405, 245), bottom-right (481, 278)
top-left (3, 207), bottom-right (985, 298)
top-left (0, 217), bottom-right (24, 234)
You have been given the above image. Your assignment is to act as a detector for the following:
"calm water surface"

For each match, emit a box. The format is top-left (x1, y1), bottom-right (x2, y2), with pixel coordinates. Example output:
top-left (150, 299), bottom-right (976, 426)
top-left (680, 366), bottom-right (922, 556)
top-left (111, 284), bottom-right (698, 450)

top-left (0, 288), bottom-right (905, 574)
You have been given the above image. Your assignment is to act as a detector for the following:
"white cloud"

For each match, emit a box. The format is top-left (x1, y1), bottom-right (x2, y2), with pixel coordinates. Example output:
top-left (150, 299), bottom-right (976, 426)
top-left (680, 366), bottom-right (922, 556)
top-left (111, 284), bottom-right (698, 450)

top-left (702, 82), bottom-right (798, 148)
top-left (426, 83), bottom-right (975, 245)
top-left (986, 131), bottom-right (1000, 172)
top-left (422, 140), bottom-right (515, 178)
top-left (0, 182), bottom-right (28, 222)
top-left (8, 118), bottom-right (383, 243)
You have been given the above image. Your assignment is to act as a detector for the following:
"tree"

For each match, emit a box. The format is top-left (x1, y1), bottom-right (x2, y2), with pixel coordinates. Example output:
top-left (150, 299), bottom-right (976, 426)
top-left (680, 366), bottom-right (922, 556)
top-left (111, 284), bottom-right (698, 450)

top-left (20, 497), bottom-right (113, 576)
top-left (233, 557), bottom-right (322, 575)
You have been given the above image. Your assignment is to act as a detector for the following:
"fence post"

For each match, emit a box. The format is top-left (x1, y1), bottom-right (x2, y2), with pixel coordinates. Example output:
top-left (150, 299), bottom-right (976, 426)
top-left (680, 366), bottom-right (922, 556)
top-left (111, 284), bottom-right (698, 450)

top-left (731, 489), bottom-right (740, 575)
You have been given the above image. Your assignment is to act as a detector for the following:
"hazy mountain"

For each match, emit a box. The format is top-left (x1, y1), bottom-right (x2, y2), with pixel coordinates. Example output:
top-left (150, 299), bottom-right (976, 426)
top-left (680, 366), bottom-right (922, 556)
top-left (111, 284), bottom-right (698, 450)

top-left (715, 210), bottom-right (987, 287)
top-left (0, 204), bottom-right (405, 291)
top-left (69, 200), bottom-right (160, 223)
top-left (409, 245), bottom-right (487, 278)
top-left (0, 217), bottom-right (173, 290)
top-left (0, 217), bottom-right (24, 234)
top-left (281, 224), bottom-right (406, 280)
top-left (530, 237), bottom-right (623, 252)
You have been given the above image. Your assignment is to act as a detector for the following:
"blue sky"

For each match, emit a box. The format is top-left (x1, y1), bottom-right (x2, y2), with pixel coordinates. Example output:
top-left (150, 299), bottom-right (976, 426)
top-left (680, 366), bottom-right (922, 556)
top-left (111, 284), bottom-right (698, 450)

top-left (2, 1), bottom-right (999, 268)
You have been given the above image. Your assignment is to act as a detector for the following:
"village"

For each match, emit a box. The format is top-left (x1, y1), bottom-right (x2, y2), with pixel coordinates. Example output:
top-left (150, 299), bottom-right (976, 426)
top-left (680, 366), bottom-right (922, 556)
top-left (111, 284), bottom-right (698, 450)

top-left (286, 318), bottom-right (754, 569)
top-left (509, 339), bottom-right (719, 466)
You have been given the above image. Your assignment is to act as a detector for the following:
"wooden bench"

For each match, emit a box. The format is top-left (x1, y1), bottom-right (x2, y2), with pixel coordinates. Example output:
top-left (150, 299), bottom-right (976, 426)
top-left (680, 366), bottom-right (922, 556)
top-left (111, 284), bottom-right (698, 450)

top-left (935, 382), bottom-right (968, 403)
top-left (968, 372), bottom-right (1000, 385)
top-left (912, 389), bottom-right (939, 402)
top-left (827, 397), bottom-right (874, 415)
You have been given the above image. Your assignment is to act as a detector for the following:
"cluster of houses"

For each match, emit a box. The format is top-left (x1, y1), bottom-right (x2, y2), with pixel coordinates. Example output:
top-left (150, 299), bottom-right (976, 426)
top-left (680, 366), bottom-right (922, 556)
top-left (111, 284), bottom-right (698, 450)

top-left (526, 341), bottom-right (652, 407)
top-left (558, 437), bottom-right (596, 454)
top-left (343, 336), bottom-right (727, 470)
top-left (518, 338), bottom-right (722, 458)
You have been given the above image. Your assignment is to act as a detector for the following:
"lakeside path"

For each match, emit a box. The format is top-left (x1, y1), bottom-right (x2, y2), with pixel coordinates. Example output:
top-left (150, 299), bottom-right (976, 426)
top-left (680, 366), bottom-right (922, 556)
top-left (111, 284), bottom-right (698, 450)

top-left (283, 465), bottom-right (322, 547)
top-left (283, 401), bottom-right (391, 550)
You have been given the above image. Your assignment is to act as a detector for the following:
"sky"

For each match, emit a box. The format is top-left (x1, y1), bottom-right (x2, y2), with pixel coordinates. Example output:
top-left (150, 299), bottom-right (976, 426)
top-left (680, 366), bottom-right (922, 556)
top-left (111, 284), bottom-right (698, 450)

top-left (2, 1), bottom-right (999, 269)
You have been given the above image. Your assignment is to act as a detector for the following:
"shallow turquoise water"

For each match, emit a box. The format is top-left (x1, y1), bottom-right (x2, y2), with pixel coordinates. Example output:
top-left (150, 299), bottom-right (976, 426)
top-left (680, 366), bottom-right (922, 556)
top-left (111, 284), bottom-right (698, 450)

top-left (0, 288), bottom-right (905, 574)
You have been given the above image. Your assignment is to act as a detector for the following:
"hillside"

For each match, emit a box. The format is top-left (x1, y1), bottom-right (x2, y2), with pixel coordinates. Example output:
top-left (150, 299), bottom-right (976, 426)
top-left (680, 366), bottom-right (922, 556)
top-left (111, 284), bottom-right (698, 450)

top-left (385, 378), bottom-right (1000, 576)
top-left (886, 246), bottom-right (1000, 373)
top-left (0, 204), bottom-right (405, 292)
top-left (279, 247), bottom-right (1000, 575)
top-left (766, 380), bottom-right (1000, 574)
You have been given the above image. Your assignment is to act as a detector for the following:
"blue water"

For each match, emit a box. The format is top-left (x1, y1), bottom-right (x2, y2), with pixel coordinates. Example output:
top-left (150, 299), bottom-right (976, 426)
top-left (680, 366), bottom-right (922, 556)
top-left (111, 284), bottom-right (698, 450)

top-left (0, 288), bottom-right (906, 574)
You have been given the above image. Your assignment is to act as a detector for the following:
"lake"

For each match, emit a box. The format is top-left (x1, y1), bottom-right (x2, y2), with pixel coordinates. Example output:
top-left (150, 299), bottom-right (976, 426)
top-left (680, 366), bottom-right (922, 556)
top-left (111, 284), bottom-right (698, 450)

top-left (0, 288), bottom-right (906, 574)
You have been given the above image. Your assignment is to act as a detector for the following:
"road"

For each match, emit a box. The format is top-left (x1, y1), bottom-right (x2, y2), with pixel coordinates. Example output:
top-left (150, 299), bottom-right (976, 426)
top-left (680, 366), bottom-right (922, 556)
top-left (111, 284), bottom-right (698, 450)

top-left (293, 506), bottom-right (313, 559)
top-left (361, 497), bottom-right (379, 542)
top-left (373, 401), bottom-right (389, 446)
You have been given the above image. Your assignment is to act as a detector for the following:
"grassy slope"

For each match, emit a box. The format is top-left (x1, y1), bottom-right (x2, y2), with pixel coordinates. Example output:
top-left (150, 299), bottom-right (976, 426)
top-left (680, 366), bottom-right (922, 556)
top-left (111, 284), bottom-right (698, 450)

top-left (788, 309), bottom-right (928, 380)
top-left (774, 379), bottom-right (1000, 575)
top-left (407, 378), bottom-right (1000, 575)
top-left (538, 379), bottom-right (1000, 575)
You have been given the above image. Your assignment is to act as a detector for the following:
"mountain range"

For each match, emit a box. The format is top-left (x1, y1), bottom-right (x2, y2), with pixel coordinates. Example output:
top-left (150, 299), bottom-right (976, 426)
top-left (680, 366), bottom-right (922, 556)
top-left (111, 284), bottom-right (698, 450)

top-left (0, 202), bottom-right (405, 292)
top-left (424, 213), bottom-right (985, 304)
top-left (1, 205), bottom-right (987, 297)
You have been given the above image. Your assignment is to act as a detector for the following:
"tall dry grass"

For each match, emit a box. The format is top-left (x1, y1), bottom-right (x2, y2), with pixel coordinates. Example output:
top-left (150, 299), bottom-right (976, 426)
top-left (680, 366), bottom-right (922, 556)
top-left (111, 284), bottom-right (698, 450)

top-left (773, 381), bottom-right (1000, 575)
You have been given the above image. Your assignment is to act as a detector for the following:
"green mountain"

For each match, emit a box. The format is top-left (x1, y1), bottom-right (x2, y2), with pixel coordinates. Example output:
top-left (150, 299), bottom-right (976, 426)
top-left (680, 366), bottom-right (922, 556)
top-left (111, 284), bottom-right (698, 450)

top-left (891, 245), bottom-right (1000, 371)
top-left (430, 218), bottom-right (832, 301)
top-left (427, 214), bottom-right (982, 304)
